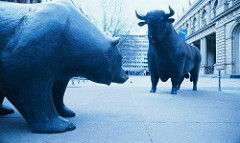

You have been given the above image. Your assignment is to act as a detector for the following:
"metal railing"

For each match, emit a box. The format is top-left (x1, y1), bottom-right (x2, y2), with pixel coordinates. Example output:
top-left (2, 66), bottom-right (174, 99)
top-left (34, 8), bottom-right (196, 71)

top-left (71, 77), bottom-right (87, 85)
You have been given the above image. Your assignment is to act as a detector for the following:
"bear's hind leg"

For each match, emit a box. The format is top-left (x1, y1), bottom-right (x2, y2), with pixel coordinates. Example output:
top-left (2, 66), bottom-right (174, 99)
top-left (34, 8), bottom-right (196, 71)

top-left (6, 82), bottom-right (76, 133)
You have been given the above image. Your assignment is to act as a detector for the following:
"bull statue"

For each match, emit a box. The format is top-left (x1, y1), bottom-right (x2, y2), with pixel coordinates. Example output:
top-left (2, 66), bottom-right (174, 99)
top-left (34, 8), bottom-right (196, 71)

top-left (0, 0), bottom-right (128, 133)
top-left (136, 7), bottom-right (201, 94)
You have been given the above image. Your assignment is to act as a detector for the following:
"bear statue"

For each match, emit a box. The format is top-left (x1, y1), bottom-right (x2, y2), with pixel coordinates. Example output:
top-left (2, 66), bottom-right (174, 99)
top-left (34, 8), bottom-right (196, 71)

top-left (0, 0), bottom-right (128, 133)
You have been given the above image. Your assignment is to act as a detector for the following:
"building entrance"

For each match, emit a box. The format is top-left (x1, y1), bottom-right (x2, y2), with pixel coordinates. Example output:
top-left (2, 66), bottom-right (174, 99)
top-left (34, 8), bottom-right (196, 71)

top-left (233, 25), bottom-right (240, 74)
top-left (206, 33), bottom-right (216, 74)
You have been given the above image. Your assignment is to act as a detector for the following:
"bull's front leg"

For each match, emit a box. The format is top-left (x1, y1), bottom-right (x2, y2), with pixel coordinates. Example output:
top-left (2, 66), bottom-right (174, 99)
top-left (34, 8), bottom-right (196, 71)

top-left (150, 74), bottom-right (159, 93)
top-left (171, 77), bottom-right (181, 94)
top-left (52, 80), bottom-right (75, 117)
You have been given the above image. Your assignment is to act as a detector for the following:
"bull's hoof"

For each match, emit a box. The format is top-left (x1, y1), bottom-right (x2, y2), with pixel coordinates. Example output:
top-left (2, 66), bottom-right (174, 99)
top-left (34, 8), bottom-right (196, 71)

top-left (184, 73), bottom-right (189, 79)
top-left (177, 85), bottom-right (180, 90)
top-left (171, 90), bottom-right (177, 94)
top-left (30, 116), bottom-right (76, 133)
top-left (150, 89), bottom-right (156, 93)
top-left (193, 87), bottom-right (197, 91)
top-left (0, 105), bottom-right (14, 116)
top-left (57, 105), bottom-right (75, 118)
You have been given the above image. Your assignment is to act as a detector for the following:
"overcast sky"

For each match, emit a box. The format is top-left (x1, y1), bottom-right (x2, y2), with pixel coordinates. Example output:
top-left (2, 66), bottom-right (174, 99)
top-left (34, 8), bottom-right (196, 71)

top-left (74, 0), bottom-right (197, 34)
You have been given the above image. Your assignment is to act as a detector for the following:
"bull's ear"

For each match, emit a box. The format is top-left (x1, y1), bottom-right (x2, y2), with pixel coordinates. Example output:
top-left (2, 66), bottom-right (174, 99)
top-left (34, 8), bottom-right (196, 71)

top-left (138, 22), bottom-right (147, 27)
top-left (112, 37), bottom-right (120, 46)
top-left (167, 18), bottom-right (175, 23)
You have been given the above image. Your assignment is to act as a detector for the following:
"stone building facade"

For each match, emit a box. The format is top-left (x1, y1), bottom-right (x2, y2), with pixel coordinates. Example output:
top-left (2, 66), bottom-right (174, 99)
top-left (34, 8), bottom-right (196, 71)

top-left (119, 35), bottom-right (149, 75)
top-left (174, 0), bottom-right (240, 77)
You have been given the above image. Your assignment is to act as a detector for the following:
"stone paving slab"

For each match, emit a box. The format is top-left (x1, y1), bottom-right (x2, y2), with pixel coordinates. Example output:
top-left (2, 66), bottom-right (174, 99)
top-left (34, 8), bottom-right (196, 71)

top-left (0, 76), bottom-right (240, 143)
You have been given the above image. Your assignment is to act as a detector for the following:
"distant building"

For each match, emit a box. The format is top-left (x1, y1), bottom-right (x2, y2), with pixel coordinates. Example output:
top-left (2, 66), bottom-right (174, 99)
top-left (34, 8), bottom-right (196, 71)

top-left (174, 0), bottom-right (240, 77)
top-left (119, 35), bottom-right (149, 75)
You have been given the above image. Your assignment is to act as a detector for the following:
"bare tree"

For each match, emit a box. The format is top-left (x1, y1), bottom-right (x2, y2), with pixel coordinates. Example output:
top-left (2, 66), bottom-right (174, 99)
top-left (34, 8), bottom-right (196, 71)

top-left (79, 0), bottom-right (137, 68)
top-left (86, 0), bottom-right (131, 37)
top-left (118, 35), bottom-right (139, 65)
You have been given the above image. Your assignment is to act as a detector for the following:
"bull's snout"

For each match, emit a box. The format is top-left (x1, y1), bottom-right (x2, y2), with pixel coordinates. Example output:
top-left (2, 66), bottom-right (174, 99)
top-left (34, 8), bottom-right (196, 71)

top-left (113, 69), bottom-right (129, 84)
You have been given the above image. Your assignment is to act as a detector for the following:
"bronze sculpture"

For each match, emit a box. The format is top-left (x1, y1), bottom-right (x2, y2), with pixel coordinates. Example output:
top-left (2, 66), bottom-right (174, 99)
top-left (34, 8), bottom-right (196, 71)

top-left (0, 0), bottom-right (128, 133)
top-left (136, 7), bottom-right (201, 94)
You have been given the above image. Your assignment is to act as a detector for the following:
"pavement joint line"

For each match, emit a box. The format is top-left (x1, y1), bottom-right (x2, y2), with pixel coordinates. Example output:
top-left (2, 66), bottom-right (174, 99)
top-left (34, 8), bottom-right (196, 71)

top-left (86, 105), bottom-right (137, 108)
top-left (149, 121), bottom-right (240, 124)
top-left (129, 88), bottom-right (154, 143)
top-left (74, 121), bottom-right (144, 123)
top-left (142, 121), bottom-right (154, 143)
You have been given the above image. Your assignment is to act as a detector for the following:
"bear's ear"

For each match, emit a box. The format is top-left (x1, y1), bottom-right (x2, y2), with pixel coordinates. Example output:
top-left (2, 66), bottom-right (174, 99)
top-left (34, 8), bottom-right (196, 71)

top-left (112, 37), bottom-right (120, 46)
top-left (138, 22), bottom-right (147, 27)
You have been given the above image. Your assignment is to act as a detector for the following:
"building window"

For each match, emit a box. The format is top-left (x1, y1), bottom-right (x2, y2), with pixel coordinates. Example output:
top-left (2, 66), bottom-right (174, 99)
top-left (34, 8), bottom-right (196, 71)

top-left (202, 10), bottom-right (207, 26)
top-left (186, 23), bottom-right (189, 36)
top-left (213, 0), bottom-right (218, 18)
top-left (192, 17), bottom-right (197, 32)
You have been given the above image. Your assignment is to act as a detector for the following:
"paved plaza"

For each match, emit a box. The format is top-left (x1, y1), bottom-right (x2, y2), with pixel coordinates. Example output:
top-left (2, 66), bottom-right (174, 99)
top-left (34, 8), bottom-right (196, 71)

top-left (0, 76), bottom-right (240, 143)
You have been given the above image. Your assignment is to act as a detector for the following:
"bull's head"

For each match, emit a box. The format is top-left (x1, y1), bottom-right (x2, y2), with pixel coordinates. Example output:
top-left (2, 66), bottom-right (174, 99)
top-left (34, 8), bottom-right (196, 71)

top-left (136, 6), bottom-right (175, 43)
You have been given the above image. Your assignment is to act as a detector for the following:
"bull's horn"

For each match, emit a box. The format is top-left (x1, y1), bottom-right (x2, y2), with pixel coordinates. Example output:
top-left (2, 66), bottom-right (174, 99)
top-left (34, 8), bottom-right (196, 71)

top-left (135, 10), bottom-right (146, 20)
top-left (165, 6), bottom-right (175, 19)
top-left (112, 37), bottom-right (120, 46)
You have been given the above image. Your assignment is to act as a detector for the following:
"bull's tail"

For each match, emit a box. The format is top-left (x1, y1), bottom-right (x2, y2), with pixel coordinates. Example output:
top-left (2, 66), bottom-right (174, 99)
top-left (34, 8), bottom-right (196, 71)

top-left (190, 76), bottom-right (193, 82)
top-left (184, 73), bottom-right (193, 82)
top-left (184, 73), bottom-right (189, 79)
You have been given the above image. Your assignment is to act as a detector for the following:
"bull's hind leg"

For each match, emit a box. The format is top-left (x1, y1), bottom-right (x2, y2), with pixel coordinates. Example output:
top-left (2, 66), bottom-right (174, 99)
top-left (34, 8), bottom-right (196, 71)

top-left (171, 78), bottom-right (179, 94)
top-left (0, 93), bottom-right (14, 116)
top-left (177, 73), bottom-right (190, 90)
top-left (190, 66), bottom-right (200, 91)
top-left (6, 82), bottom-right (76, 133)
top-left (52, 80), bottom-right (75, 117)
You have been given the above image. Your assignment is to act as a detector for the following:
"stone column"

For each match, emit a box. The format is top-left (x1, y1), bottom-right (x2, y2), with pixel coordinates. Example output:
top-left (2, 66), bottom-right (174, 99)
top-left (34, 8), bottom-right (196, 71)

top-left (200, 37), bottom-right (208, 74)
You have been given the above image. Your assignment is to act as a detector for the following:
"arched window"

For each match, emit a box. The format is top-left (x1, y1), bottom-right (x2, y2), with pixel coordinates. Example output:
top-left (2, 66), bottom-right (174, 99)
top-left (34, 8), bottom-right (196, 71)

top-left (213, 0), bottom-right (218, 17)
top-left (202, 10), bottom-right (207, 26)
